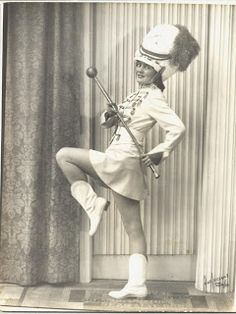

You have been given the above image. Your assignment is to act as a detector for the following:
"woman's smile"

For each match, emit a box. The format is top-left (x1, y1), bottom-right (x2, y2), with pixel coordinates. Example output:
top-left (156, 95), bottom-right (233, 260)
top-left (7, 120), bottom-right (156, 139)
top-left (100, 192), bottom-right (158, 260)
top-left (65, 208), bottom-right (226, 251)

top-left (136, 61), bottom-right (158, 86)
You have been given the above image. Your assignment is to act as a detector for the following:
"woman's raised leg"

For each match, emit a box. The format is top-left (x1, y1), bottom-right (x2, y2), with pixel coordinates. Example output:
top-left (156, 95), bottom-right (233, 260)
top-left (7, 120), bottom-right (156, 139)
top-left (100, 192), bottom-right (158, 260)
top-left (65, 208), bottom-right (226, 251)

top-left (56, 147), bottom-right (105, 185)
top-left (56, 147), bottom-right (109, 236)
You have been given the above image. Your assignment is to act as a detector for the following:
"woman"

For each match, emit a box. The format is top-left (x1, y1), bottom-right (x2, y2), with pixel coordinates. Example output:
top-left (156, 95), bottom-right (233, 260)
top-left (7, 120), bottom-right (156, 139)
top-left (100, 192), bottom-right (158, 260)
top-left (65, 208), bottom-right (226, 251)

top-left (56, 24), bottom-right (200, 299)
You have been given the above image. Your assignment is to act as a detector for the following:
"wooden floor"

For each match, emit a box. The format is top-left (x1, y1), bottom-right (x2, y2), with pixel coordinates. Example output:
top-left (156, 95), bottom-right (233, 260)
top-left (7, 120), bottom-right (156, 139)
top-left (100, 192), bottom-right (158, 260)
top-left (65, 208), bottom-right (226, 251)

top-left (0, 280), bottom-right (234, 312)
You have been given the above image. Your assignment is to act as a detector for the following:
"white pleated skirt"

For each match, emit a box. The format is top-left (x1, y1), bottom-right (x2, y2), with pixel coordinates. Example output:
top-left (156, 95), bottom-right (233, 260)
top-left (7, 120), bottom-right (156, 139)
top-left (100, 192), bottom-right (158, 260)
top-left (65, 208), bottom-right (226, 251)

top-left (89, 127), bottom-right (148, 200)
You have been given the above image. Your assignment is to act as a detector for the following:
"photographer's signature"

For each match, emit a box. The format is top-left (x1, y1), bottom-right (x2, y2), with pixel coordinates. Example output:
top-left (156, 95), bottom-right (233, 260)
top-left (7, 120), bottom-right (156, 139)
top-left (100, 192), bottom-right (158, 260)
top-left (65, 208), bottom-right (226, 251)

top-left (204, 273), bottom-right (229, 289)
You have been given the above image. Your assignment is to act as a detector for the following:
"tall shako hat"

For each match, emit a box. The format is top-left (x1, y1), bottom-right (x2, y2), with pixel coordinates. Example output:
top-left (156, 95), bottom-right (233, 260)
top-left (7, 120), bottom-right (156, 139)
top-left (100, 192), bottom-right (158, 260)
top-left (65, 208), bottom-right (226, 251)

top-left (135, 24), bottom-right (200, 81)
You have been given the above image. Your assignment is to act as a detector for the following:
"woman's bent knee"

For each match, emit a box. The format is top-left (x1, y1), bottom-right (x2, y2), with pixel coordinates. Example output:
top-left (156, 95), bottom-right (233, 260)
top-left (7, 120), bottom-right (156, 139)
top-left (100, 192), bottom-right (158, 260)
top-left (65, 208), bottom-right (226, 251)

top-left (56, 147), bottom-right (71, 164)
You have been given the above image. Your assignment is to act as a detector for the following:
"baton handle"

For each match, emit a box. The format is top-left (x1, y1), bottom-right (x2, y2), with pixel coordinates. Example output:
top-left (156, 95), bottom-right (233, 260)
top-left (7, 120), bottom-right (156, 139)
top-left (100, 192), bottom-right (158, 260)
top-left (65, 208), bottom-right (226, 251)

top-left (87, 67), bottom-right (160, 179)
top-left (150, 164), bottom-right (160, 179)
top-left (94, 77), bottom-right (112, 104)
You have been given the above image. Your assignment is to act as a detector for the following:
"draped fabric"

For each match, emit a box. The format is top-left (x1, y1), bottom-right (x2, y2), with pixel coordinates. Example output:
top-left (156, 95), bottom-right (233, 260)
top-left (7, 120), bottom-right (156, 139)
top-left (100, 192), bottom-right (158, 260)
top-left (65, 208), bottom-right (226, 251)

top-left (0, 3), bottom-right (85, 285)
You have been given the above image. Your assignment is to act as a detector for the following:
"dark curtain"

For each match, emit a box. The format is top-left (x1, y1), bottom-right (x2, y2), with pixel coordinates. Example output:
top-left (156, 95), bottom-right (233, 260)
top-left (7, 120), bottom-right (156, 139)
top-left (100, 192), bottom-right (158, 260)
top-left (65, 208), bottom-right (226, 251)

top-left (0, 3), bottom-right (85, 285)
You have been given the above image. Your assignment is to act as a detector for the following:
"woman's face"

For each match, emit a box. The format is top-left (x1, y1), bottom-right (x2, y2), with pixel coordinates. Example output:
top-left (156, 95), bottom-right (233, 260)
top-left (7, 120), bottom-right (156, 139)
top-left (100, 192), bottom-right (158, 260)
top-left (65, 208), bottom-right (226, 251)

top-left (135, 61), bottom-right (158, 86)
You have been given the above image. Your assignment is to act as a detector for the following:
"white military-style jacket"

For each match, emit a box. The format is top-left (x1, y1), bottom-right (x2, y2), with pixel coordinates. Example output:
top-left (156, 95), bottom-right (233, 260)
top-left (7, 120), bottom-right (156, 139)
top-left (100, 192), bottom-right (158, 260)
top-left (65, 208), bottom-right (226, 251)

top-left (100, 84), bottom-right (185, 162)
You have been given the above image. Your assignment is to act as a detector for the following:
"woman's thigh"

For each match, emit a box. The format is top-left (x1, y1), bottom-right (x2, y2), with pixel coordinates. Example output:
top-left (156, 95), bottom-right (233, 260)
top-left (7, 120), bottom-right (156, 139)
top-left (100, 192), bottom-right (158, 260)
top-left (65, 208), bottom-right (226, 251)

top-left (58, 147), bottom-right (108, 187)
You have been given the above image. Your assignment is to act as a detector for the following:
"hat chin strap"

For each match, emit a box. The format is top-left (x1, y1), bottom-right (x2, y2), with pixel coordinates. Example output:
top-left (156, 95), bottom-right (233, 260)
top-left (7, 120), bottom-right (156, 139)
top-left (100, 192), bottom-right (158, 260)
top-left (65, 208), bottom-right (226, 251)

top-left (150, 66), bottom-right (165, 91)
top-left (150, 66), bottom-right (165, 82)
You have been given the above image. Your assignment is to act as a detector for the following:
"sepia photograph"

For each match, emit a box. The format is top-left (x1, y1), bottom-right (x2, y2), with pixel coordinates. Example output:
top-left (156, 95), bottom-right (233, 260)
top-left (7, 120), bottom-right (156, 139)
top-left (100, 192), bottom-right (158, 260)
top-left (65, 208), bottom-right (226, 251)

top-left (0, 0), bottom-right (235, 312)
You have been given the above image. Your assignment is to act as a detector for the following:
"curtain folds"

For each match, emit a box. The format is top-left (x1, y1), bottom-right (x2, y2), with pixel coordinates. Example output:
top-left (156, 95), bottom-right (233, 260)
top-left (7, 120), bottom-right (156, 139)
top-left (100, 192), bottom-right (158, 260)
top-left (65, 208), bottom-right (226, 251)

top-left (0, 3), bottom-right (85, 285)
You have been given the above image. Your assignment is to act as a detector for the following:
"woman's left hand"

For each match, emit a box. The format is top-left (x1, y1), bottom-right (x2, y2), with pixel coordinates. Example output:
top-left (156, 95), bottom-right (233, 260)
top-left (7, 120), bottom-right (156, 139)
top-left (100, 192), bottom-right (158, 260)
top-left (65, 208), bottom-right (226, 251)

top-left (141, 152), bottom-right (163, 167)
top-left (141, 154), bottom-right (153, 167)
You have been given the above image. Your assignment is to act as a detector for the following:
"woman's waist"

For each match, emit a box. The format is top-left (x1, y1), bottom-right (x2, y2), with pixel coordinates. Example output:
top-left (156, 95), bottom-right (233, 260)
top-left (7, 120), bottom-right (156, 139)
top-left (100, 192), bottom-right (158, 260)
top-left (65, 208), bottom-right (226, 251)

top-left (111, 126), bottom-right (145, 146)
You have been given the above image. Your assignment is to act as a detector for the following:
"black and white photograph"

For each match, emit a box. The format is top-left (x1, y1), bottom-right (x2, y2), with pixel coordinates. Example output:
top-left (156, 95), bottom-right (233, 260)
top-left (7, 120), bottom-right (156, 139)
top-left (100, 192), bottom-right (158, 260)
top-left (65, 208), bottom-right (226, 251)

top-left (0, 0), bottom-right (235, 312)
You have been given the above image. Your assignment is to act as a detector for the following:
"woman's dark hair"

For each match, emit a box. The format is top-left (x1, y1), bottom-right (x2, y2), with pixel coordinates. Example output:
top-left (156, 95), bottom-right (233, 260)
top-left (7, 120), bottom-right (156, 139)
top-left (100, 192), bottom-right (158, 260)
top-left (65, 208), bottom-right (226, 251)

top-left (170, 24), bottom-right (200, 71)
top-left (154, 67), bottom-right (166, 91)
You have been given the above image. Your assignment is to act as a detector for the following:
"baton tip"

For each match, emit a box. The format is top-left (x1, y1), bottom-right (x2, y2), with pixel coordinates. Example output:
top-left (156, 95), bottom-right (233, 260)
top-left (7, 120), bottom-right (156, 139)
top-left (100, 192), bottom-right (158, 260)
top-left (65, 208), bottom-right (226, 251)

top-left (86, 67), bottom-right (98, 78)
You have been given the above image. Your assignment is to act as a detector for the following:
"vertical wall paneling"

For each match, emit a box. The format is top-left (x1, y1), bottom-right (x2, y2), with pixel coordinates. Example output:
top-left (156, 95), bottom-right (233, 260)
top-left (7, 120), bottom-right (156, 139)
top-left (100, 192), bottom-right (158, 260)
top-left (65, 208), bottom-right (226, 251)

top-left (196, 5), bottom-right (236, 293)
top-left (92, 3), bottom-right (208, 256)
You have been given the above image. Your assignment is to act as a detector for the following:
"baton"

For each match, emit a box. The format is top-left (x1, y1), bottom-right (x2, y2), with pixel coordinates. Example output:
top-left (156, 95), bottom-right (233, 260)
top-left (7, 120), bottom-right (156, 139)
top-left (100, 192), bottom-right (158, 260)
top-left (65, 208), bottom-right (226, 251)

top-left (86, 67), bottom-right (160, 179)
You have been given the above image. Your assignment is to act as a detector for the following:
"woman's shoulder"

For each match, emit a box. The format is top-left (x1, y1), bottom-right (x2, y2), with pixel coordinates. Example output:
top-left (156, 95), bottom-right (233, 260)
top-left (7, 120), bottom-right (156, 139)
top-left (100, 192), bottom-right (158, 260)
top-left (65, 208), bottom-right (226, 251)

top-left (143, 85), bottom-right (167, 105)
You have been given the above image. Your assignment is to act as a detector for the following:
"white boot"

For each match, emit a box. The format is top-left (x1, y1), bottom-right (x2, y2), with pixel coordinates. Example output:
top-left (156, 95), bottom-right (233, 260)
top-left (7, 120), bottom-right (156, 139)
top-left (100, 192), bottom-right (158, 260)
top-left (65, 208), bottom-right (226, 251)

top-left (109, 253), bottom-right (148, 299)
top-left (71, 181), bottom-right (110, 236)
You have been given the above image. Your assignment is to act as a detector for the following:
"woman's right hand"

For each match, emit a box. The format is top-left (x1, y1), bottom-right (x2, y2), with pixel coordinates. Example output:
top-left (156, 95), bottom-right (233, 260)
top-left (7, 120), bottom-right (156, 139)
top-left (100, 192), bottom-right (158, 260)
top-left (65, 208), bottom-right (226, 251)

top-left (107, 103), bottom-right (117, 112)
top-left (104, 103), bottom-right (117, 120)
top-left (106, 103), bottom-right (130, 122)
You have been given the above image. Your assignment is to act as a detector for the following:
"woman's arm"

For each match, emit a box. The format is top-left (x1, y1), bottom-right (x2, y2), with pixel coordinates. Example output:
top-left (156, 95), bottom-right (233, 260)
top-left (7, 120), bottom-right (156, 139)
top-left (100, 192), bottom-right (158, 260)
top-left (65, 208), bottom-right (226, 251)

top-left (144, 92), bottom-right (186, 162)
top-left (100, 104), bottom-right (131, 128)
